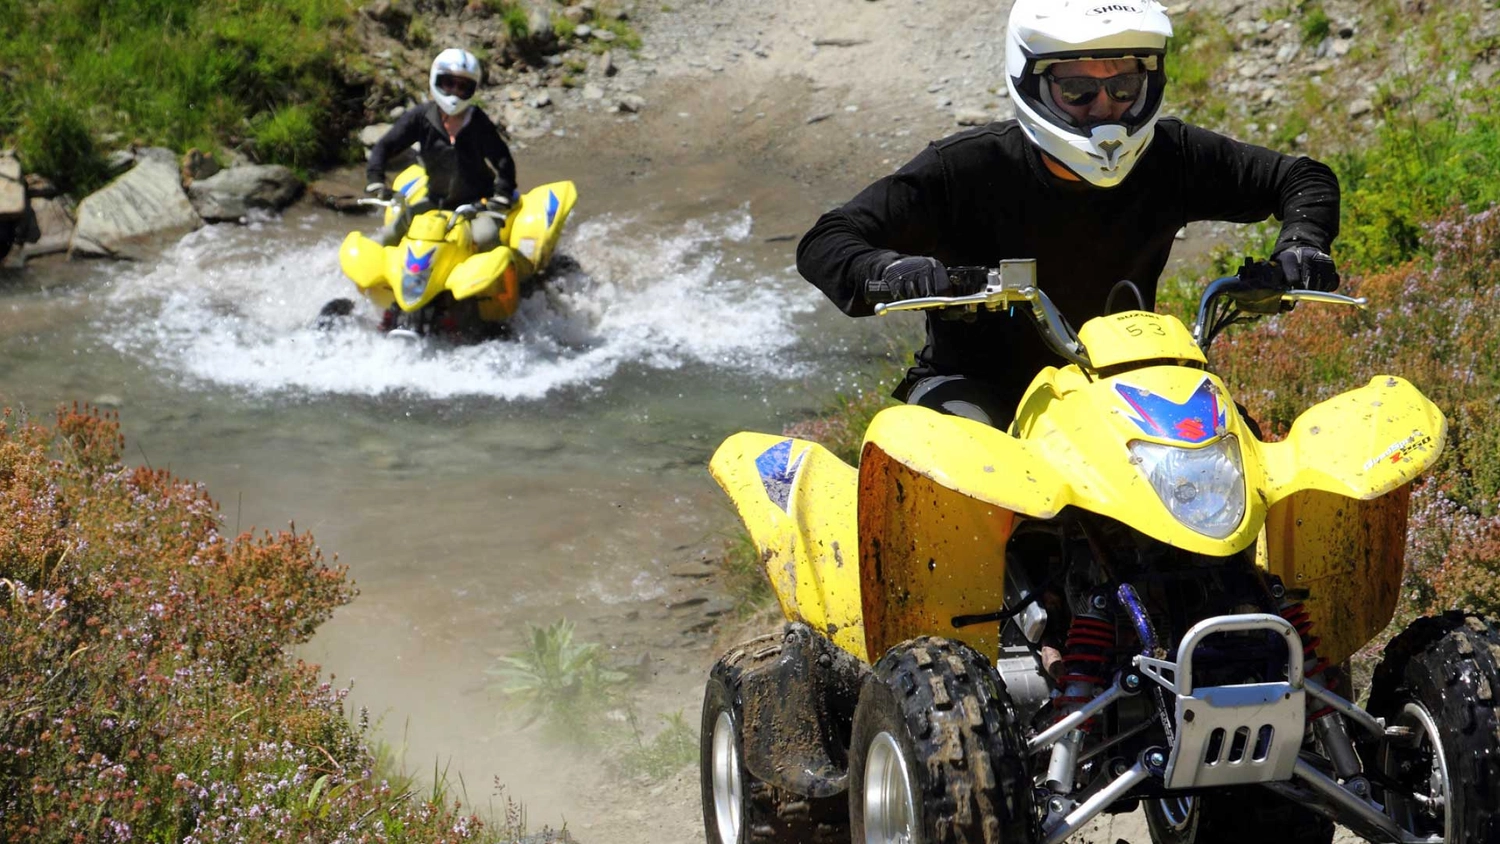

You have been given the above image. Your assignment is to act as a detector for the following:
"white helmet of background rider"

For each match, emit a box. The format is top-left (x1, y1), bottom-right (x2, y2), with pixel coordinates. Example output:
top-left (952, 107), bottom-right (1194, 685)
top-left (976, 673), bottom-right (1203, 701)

top-left (1006, 0), bottom-right (1173, 188)
top-left (430, 48), bottom-right (482, 116)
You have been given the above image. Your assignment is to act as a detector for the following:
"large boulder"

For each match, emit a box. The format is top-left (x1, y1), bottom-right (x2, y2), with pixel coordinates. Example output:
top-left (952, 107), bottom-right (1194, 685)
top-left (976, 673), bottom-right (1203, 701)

top-left (187, 164), bottom-right (303, 222)
top-left (70, 148), bottom-right (201, 260)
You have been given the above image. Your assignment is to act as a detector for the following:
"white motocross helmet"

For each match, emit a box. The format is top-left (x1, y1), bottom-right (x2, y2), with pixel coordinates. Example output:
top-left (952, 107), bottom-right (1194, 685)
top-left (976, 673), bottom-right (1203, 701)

top-left (1006, 0), bottom-right (1173, 187)
top-left (429, 48), bottom-right (482, 116)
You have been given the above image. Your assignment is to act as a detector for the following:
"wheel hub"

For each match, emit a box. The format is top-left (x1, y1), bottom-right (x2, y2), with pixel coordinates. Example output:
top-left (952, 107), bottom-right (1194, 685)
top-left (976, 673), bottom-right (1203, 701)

top-left (864, 731), bottom-right (916, 844)
top-left (711, 711), bottom-right (743, 844)
top-left (1384, 701), bottom-right (1452, 842)
top-left (1157, 796), bottom-right (1195, 831)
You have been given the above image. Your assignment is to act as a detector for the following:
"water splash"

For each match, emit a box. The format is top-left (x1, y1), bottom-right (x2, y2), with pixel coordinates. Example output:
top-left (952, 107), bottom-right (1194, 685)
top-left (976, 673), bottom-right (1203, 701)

top-left (99, 207), bottom-right (816, 400)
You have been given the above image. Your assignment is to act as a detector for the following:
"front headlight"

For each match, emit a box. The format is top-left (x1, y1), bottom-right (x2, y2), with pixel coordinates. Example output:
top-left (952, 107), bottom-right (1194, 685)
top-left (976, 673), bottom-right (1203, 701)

top-left (1129, 436), bottom-right (1246, 538)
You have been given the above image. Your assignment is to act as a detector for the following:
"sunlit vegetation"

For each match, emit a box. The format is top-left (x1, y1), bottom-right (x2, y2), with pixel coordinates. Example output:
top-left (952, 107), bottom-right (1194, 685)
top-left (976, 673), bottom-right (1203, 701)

top-left (0, 405), bottom-right (549, 841)
top-left (0, 0), bottom-right (361, 194)
top-left (485, 618), bottom-right (630, 745)
top-left (486, 619), bottom-right (699, 781)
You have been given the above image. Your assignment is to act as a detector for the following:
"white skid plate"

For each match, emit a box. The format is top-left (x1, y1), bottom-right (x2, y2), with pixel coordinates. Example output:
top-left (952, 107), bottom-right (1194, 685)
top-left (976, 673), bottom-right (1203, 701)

top-left (1138, 614), bottom-right (1308, 789)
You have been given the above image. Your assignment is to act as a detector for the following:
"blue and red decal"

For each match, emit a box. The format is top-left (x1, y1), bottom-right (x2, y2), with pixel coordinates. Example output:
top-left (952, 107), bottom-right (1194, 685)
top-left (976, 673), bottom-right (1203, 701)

top-left (405, 247), bottom-right (435, 276)
top-left (755, 439), bottom-right (806, 513)
top-left (1116, 378), bottom-right (1225, 444)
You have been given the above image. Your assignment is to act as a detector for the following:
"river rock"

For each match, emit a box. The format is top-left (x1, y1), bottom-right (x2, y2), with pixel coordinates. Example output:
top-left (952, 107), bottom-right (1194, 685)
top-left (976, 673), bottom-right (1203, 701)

top-left (187, 164), bottom-right (303, 222)
top-left (0, 155), bottom-right (24, 219)
top-left (955, 108), bottom-right (991, 126)
top-left (181, 148), bottom-right (221, 184)
top-left (70, 152), bottom-right (202, 260)
top-left (359, 123), bottom-right (393, 148)
top-left (21, 197), bottom-right (74, 258)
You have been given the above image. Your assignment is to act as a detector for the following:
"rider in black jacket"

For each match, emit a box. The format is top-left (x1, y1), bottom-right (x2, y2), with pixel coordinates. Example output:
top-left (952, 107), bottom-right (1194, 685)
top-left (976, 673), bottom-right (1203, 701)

top-left (365, 48), bottom-right (517, 251)
top-left (796, 0), bottom-right (1341, 428)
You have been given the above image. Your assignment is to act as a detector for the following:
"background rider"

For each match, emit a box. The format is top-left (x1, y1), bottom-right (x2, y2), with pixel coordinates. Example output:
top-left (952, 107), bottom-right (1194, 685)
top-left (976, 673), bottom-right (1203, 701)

top-left (365, 47), bottom-right (517, 252)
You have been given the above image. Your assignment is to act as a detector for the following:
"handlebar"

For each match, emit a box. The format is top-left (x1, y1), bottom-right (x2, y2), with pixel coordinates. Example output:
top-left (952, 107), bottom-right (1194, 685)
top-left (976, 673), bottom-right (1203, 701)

top-left (871, 258), bottom-right (1369, 369)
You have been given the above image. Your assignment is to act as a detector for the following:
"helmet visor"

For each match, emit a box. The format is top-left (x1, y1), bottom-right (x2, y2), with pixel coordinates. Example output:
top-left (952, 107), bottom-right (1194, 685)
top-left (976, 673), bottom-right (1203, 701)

top-left (436, 74), bottom-right (477, 99)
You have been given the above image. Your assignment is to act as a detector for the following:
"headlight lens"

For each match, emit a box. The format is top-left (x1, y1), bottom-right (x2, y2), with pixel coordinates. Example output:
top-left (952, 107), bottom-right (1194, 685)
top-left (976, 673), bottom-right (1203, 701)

top-left (1129, 436), bottom-right (1246, 538)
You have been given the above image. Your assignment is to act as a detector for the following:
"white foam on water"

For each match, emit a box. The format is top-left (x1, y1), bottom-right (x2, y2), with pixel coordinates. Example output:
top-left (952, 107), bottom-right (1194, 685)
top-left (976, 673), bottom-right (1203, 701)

top-left (98, 208), bottom-right (818, 400)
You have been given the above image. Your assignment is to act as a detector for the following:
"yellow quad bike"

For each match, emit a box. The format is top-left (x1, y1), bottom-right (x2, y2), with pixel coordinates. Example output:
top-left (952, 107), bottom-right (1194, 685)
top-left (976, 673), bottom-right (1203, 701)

top-left (703, 259), bottom-right (1500, 844)
top-left (327, 164), bottom-right (577, 339)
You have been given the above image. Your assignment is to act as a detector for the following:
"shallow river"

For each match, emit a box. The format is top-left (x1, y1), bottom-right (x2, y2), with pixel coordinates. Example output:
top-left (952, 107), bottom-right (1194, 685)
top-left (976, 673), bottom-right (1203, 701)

top-left (0, 150), bottom-right (913, 827)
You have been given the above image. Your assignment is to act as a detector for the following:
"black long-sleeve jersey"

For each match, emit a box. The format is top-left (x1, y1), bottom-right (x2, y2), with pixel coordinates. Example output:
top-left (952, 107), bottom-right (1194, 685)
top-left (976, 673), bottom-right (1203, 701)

top-left (796, 117), bottom-right (1341, 399)
top-left (366, 102), bottom-right (517, 210)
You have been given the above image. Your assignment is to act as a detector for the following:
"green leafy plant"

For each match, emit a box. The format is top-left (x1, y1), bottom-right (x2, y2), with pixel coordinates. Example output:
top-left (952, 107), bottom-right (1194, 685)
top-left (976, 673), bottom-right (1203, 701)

top-left (486, 618), bottom-right (630, 740)
top-left (251, 102), bottom-right (322, 170)
top-left (1301, 4), bottom-right (1332, 44)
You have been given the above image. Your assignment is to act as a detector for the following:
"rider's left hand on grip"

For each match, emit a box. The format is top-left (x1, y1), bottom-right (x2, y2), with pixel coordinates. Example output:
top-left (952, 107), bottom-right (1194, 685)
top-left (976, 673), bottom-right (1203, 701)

top-left (1274, 246), bottom-right (1340, 292)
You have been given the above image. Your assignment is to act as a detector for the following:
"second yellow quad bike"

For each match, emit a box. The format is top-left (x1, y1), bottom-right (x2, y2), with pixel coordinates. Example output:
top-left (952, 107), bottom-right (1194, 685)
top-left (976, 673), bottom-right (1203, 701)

top-left (324, 164), bottom-right (577, 339)
top-left (702, 259), bottom-right (1500, 844)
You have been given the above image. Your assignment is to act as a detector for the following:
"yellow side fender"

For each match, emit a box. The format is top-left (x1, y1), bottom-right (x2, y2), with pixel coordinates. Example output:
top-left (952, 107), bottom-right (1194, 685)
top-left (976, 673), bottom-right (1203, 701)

top-left (709, 432), bottom-right (867, 661)
top-left (1257, 375), bottom-right (1447, 664)
top-left (338, 231), bottom-right (389, 291)
top-left (506, 181), bottom-right (577, 271)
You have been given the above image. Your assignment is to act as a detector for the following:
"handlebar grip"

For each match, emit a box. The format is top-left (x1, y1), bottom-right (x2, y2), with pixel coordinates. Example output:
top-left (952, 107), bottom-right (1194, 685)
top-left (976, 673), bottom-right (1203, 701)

top-left (863, 277), bottom-right (897, 304)
top-left (1237, 257), bottom-right (1290, 290)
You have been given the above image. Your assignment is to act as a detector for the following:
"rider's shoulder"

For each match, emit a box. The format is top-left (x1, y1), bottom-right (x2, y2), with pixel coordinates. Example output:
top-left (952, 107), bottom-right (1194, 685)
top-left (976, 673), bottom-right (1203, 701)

top-left (930, 119), bottom-right (1028, 153)
top-left (927, 119), bottom-right (1032, 171)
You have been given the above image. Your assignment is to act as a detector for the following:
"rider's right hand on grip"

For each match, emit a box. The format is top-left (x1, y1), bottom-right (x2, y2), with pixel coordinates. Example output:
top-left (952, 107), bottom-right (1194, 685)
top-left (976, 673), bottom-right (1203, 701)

top-left (365, 182), bottom-right (393, 202)
top-left (863, 255), bottom-right (951, 304)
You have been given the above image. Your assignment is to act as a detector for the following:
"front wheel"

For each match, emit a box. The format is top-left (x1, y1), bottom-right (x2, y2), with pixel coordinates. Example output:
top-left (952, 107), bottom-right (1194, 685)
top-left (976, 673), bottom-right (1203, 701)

top-left (1369, 612), bottom-right (1500, 844)
top-left (700, 635), bottom-right (844, 844)
top-left (848, 636), bottom-right (1034, 844)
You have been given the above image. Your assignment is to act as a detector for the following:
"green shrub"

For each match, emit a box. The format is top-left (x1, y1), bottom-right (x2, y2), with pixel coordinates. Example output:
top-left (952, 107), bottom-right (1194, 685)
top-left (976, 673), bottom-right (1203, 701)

top-left (1301, 5), bottom-right (1332, 44)
top-left (0, 405), bottom-right (509, 841)
top-left (485, 618), bottom-right (629, 742)
top-left (11, 92), bottom-right (110, 195)
top-left (0, 0), bottom-right (359, 191)
top-left (252, 103), bottom-right (323, 171)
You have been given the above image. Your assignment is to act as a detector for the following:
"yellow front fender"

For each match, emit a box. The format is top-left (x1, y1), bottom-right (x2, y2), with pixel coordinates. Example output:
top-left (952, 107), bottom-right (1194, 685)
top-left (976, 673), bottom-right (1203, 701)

top-left (339, 231), bottom-right (390, 291)
top-left (448, 247), bottom-right (521, 320)
top-left (709, 432), bottom-right (866, 661)
top-left (1257, 375), bottom-right (1447, 665)
top-left (1261, 375), bottom-right (1447, 504)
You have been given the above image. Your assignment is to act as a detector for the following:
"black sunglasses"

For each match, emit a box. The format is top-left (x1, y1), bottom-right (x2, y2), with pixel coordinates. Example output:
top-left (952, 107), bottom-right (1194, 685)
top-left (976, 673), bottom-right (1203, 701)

top-left (436, 74), bottom-right (477, 98)
top-left (1047, 71), bottom-right (1147, 107)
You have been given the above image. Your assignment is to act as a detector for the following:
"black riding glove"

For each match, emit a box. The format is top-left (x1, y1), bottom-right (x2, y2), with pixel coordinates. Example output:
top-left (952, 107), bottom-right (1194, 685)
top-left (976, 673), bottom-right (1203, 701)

top-left (864, 255), bottom-right (953, 304)
top-left (492, 179), bottom-right (517, 207)
top-left (365, 182), bottom-right (393, 202)
top-left (1274, 246), bottom-right (1340, 292)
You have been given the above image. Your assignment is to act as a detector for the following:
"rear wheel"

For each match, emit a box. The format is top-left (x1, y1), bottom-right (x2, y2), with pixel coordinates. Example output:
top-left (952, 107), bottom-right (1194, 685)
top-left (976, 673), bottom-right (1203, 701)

top-left (1369, 611), bottom-right (1500, 844)
top-left (0, 221), bottom-right (14, 263)
top-left (700, 635), bottom-right (845, 844)
top-left (848, 636), bottom-right (1034, 844)
top-left (1143, 790), bottom-right (1334, 844)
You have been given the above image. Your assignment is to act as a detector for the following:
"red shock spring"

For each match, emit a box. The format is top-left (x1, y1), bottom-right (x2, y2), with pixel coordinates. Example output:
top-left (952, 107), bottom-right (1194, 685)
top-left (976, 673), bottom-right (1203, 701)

top-left (1281, 601), bottom-right (1335, 719)
top-left (1055, 615), bottom-right (1117, 729)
